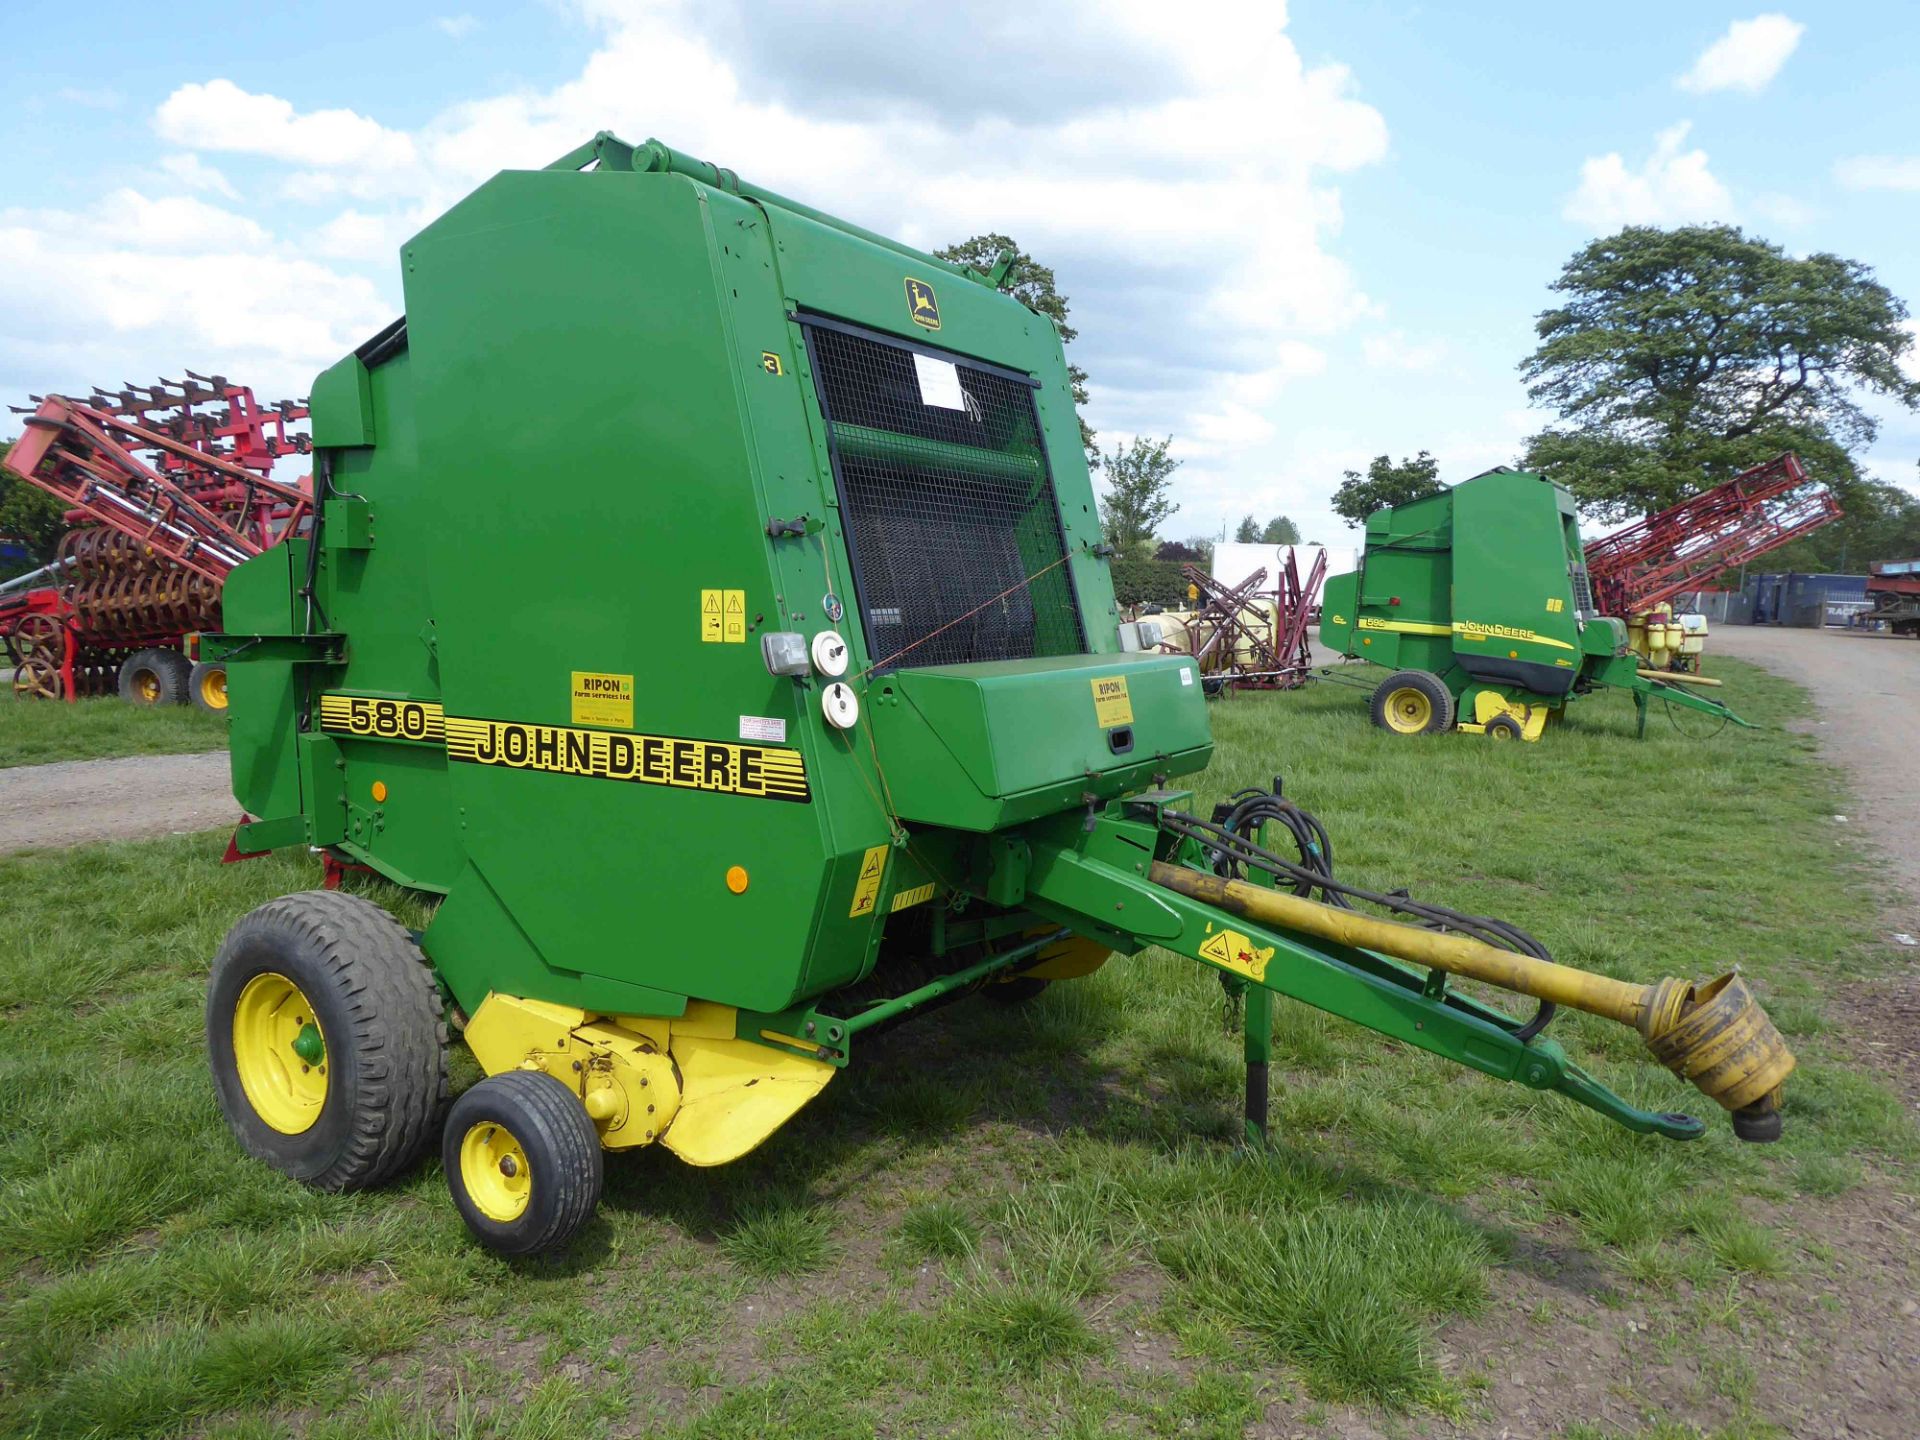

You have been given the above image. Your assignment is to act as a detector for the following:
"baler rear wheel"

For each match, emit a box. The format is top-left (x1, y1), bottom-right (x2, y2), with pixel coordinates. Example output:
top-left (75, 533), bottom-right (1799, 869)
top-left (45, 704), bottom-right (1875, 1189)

top-left (119, 648), bottom-right (189, 706)
top-left (190, 661), bottom-right (229, 714)
top-left (443, 1071), bottom-right (603, 1256)
top-left (1370, 670), bottom-right (1454, 736)
top-left (207, 891), bottom-right (450, 1191)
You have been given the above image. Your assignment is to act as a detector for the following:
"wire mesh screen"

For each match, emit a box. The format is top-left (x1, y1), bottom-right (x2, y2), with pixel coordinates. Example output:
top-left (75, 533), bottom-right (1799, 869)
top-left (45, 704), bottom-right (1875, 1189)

top-left (802, 318), bottom-right (1085, 672)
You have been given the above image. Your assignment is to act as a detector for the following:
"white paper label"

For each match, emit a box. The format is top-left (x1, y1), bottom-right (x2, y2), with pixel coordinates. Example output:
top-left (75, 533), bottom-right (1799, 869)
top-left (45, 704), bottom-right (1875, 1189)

top-left (912, 352), bottom-right (966, 409)
top-left (739, 715), bottom-right (787, 743)
top-left (1180, 667), bottom-right (1194, 686)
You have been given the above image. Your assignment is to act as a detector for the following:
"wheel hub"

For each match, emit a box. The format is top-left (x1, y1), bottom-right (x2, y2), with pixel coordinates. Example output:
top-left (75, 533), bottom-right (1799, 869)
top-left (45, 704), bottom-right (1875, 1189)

top-left (231, 971), bottom-right (330, 1135)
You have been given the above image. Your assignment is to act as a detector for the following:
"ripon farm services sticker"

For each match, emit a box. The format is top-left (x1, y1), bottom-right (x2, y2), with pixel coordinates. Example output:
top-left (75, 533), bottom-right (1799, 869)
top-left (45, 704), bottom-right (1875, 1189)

top-left (571, 671), bottom-right (634, 728)
top-left (1091, 674), bottom-right (1133, 728)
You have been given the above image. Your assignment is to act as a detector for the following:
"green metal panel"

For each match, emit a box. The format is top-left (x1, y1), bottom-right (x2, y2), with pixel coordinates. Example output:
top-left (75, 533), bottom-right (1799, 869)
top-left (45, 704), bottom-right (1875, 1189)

top-left (870, 653), bottom-right (1211, 831)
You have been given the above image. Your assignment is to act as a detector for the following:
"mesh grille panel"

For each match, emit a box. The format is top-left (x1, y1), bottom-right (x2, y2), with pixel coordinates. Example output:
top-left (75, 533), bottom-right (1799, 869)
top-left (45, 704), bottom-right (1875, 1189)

top-left (803, 319), bottom-right (1085, 672)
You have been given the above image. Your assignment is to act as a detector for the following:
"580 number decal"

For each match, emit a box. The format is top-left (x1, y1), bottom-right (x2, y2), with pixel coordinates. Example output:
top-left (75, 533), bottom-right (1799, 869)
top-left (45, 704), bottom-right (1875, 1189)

top-left (318, 694), bottom-right (446, 744)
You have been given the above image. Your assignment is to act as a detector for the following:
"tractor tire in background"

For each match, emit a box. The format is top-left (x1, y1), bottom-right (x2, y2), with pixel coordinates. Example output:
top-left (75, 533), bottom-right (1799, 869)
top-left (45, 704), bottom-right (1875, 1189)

top-left (207, 891), bottom-right (450, 1191)
top-left (1369, 669), bottom-right (1455, 736)
top-left (118, 648), bottom-right (190, 706)
top-left (444, 1071), bottom-right (604, 1256)
top-left (189, 660), bottom-right (229, 714)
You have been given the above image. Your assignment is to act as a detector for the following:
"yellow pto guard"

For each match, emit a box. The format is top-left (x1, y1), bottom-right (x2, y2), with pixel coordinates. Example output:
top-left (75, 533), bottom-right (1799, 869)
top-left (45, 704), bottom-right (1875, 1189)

top-left (1151, 864), bottom-right (1795, 1139)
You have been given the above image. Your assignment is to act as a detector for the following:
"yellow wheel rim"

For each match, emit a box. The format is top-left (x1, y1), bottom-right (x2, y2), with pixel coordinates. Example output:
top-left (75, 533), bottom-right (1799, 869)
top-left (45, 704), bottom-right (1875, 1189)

top-left (460, 1121), bottom-right (532, 1222)
top-left (1489, 721), bottom-right (1514, 740)
top-left (1383, 687), bottom-right (1433, 734)
top-left (232, 971), bottom-right (329, 1134)
top-left (200, 667), bottom-right (228, 710)
top-left (134, 670), bottom-right (160, 703)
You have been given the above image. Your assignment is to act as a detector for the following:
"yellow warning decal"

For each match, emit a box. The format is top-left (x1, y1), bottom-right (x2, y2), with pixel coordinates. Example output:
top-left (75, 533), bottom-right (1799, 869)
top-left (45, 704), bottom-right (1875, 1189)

top-left (1091, 674), bottom-right (1133, 728)
top-left (905, 277), bottom-right (941, 330)
top-left (444, 717), bottom-right (809, 802)
top-left (570, 671), bottom-right (633, 728)
top-left (890, 881), bottom-right (937, 913)
top-left (1197, 927), bottom-right (1275, 983)
top-left (849, 844), bottom-right (887, 918)
top-left (760, 351), bottom-right (784, 375)
top-left (702, 588), bottom-right (748, 643)
top-left (318, 694), bottom-right (445, 744)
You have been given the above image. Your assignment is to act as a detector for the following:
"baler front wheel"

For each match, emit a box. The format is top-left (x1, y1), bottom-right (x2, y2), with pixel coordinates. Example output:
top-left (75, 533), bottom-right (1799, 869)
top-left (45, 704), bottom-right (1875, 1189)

top-left (1370, 670), bottom-right (1454, 736)
top-left (207, 891), bottom-right (450, 1190)
top-left (444, 1071), bottom-right (603, 1256)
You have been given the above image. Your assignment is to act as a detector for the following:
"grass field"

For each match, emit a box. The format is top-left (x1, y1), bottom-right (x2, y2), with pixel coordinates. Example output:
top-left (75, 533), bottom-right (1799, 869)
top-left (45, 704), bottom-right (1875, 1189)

top-left (0, 660), bottom-right (1911, 1438)
top-left (0, 693), bottom-right (228, 768)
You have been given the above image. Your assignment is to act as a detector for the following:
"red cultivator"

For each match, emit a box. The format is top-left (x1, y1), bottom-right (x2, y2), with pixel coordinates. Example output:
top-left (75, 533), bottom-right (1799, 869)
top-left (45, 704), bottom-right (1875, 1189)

top-left (1584, 453), bottom-right (1840, 618)
top-left (1, 378), bottom-right (310, 703)
top-left (1156, 549), bottom-right (1327, 691)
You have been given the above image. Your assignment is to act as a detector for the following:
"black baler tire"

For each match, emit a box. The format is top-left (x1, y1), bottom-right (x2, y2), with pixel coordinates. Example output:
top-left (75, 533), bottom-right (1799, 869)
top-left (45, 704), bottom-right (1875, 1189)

top-left (207, 891), bottom-right (449, 1191)
top-left (444, 1071), bottom-right (603, 1257)
top-left (119, 648), bottom-right (190, 706)
top-left (1368, 669), bottom-right (1454, 736)
top-left (1485, 714), bottom-right (1524, 741)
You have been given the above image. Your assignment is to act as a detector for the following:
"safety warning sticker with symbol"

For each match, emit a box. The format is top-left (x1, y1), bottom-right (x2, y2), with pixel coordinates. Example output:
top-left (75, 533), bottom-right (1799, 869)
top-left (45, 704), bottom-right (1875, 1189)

top-left (701, 588), bottom-right (748, 644)
top-left (1197, 927), bottom-right (1274, 982)
top-left (848, 843), bottom-right (888, 918)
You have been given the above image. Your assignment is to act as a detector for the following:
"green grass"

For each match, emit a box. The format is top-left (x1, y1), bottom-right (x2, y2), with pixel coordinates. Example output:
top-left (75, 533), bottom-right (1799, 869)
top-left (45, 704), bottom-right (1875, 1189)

top-left (0, 691), bottom-right (228, 767)
top-left (0, 658), bottom-right (1910, 1436)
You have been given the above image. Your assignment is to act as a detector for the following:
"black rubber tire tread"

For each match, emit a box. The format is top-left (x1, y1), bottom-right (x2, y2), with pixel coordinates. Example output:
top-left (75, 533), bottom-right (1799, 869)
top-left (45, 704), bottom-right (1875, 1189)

top-left (207, 890), bottom-right (449, 1191)
top-left (188, 660), bottom-right (227, 715)
top-left (1368, 669), bottom-right (1454, 736)
top-left (443, 1071), bottom-right (603, 1257)
top-left (1484, 714), bottom-right (1524, 740)
top-left (119, 647), bottom-right (190, 706)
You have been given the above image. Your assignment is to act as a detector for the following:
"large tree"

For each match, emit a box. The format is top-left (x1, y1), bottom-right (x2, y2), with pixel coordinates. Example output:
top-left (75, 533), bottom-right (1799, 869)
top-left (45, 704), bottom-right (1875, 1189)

top-left (0, 438), bottom-right (65, 576)
top-left (1098, 435), bottom-right (1180, 556)
top-left (1260, 514), bottom-right (1300, 544)
top-left (1331, 451), bottom-right (1443, 527)
top-left (936, 233), bottom-right (1096, 464)
top-left (1521, 225), bottom-right (1920, 521)
top-left (1233, 514), bottom-right (1260, 543)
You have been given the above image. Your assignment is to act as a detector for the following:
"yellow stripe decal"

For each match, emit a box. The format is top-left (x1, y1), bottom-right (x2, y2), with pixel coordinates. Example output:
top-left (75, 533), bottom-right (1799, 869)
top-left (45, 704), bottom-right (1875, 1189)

top-left (1451, 621), bottom-right (1577, 652)
top-left (318, 693), bottom-right (809, 803)
top-left (890, 881), bottom-right (938, 913)
top-left (1355, 617), bottom-right (1451, 637)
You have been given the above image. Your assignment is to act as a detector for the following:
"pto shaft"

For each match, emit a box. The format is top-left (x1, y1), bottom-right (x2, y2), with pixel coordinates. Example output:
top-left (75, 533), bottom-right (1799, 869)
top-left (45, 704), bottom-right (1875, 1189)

top-left (1149, 863), bottom-right (1795, 1139)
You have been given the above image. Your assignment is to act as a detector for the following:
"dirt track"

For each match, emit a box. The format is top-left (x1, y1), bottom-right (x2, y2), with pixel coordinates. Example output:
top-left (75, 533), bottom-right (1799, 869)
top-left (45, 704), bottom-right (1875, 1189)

top-left (1710, 625), bottom-right (1920, 935)
top-left (0, 750), bottom-right (236, 854)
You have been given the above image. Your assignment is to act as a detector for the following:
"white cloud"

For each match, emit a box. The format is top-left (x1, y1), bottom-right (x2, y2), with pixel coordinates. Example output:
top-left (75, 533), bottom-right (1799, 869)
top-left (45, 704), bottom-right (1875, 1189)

top-left (1749, 191), bottom-right (1813, 226)
top-left (58, 87), bottom-right (123, 110)
top-left (1361, 330), bottom-right (1447, 372)
top-left (155, 78), bottom-right (416, 172)
top-left (1834, 155), bottom-right (1920, 191)
top-left (0, 192), bottom-right (390, 401)
top-left (435, 14), bottom-right (479, 38)
top-left (1564, 122), bottom-right (1735, 229)
top-left (1677, 14), bottom-right (1805, 95)
top-left (158, 152), bottom-right (239, 200)
top-left (6, 0), bottom-right (1391, 494)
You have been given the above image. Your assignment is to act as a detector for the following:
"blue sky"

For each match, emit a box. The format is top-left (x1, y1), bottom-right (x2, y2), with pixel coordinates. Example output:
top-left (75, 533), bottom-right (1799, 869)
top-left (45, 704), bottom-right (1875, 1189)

top-left (3, 1), bottom-right (1916, 544)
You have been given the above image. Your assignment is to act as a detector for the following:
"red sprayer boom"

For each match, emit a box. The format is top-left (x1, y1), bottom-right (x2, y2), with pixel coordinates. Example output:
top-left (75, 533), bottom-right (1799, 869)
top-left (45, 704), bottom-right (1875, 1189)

top-left (1583, 453), bottom-right (1840, 617)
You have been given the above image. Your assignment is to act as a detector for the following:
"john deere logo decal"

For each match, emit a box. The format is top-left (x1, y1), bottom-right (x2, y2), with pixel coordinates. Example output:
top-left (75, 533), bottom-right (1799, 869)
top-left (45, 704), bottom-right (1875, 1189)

top-left (905, 277), bottom-right (941, 330)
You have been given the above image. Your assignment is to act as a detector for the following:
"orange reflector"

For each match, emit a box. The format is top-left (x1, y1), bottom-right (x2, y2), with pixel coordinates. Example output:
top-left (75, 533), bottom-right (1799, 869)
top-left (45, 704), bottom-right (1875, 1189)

top-left (371, 780), bottom-right (388, 803)
top-left (725, 865), bottom-right (749, 894)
